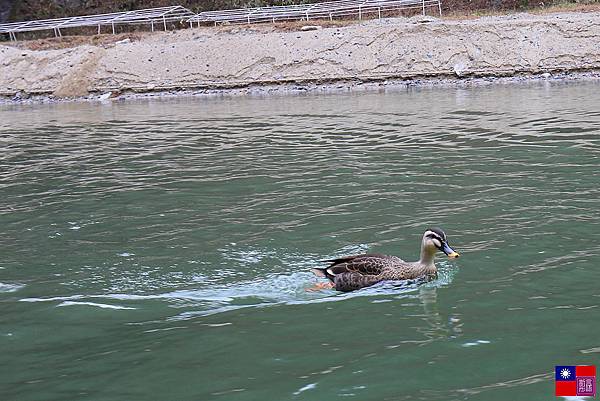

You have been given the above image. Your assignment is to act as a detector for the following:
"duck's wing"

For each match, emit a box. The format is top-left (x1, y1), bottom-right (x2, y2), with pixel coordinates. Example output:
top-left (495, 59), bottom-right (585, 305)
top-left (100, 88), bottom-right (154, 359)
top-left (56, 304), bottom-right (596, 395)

top-left (323, 254), bottom-right (403, 276)
top-left (334, 271), bottom-right (383, 292)
top-left (311, 254), bottom-right (407, 292)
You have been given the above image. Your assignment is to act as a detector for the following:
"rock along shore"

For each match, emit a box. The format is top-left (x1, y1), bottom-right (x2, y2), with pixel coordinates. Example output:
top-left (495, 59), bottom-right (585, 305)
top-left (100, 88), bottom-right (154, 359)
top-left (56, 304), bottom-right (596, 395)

top-left (1, 11), bottom-right (600, 103)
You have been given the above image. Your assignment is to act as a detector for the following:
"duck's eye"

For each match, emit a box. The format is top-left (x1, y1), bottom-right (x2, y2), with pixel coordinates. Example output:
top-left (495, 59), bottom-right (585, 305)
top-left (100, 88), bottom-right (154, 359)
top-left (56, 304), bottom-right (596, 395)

top-left (427, 234), bottom-right (442, 243)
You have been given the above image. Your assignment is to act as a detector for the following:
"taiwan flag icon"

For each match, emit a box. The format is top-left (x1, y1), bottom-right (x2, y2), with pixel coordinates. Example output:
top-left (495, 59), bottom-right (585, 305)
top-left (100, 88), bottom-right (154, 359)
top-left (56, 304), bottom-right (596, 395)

top-left (555, 365), bottom-right (596, 397)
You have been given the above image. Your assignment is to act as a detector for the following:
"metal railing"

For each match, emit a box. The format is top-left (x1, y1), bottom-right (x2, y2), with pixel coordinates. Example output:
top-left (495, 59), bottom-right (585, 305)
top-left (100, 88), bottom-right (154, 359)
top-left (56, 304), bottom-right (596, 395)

top-left (0, 1), bottom-right (441, 41)
top-left (189, 0), bottom-right (442, 25)
top-left (0, 6), bottom-right (195, 41)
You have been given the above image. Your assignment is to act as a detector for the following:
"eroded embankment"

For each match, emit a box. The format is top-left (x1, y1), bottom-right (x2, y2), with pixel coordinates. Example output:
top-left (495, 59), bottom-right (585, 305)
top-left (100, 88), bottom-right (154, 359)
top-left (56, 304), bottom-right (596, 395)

top-left (1, 11), bottom-right (600, 100)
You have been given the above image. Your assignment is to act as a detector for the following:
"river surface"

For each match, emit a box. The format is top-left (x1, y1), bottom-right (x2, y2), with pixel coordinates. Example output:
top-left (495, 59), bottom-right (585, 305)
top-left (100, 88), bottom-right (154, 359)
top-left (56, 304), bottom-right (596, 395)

top-left (1, 82), bottom-right (600, 401)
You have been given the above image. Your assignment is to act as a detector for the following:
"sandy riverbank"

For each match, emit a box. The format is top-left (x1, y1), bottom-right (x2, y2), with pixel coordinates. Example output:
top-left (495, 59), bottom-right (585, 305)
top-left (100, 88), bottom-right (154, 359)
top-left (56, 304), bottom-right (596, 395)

top-left (1, 11), bottom-right (600, 103)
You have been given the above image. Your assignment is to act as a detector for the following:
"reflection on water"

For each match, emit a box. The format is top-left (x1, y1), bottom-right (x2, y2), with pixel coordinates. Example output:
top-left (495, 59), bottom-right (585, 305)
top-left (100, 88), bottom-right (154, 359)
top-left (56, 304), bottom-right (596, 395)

top-left (2, 81), bottom-right (600, 401)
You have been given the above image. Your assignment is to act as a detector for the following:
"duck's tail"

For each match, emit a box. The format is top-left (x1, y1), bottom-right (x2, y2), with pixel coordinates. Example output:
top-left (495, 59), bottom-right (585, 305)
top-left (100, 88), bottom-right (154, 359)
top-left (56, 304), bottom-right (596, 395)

top-left (311, 267), bottom-right (335, 283)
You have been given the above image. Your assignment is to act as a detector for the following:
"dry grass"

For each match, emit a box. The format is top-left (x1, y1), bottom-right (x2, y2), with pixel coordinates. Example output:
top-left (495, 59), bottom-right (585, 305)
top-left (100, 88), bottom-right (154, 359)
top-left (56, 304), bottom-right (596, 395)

top-left (528, 2), bottom-right (600, 14)
top-left (218, 18), bottom-right (355, 32)
top-left (444, 1), bottom-right (600, 19)
top-left (6, 32), bottom-right (146, 50)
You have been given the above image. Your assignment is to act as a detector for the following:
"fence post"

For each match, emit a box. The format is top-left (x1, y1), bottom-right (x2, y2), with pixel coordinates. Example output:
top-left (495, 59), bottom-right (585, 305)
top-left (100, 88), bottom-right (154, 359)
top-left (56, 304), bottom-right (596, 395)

top-left (163, 15), bottom-right (167, 30)
top-left (422, 0), bottom-right (425, 15)
top-left (359, 5), bottom-right (362, 20)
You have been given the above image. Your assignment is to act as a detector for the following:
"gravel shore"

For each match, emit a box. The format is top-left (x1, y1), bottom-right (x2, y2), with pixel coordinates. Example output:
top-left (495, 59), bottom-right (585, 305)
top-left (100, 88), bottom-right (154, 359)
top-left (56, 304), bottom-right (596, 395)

top-left (1, 11), bottom-right (600, 104)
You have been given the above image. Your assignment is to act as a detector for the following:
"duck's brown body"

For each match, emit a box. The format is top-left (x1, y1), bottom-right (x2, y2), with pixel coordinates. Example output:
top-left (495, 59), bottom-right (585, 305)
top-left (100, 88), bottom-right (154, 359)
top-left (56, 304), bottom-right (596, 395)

top-left (312, 228), bottom-right (459, 292)
top-left (314, 253), bottom-right (437, 292)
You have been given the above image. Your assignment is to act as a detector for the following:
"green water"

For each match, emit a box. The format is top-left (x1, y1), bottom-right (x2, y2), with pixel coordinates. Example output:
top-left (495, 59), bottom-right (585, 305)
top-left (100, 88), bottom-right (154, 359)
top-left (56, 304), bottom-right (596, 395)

top-left (1, 82), bottom-right (600, 401)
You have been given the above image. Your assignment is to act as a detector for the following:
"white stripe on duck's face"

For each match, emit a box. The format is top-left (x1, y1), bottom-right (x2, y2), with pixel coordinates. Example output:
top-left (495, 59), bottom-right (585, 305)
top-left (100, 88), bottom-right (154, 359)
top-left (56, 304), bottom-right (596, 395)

top-left (427, 227), bottom-right (447, 241)
top-left (423, 229), bottom-right (445, 249)
top-left (422, 228), bottom-right (460, 259)
top-left (420, 230), bottom-right (442, 264)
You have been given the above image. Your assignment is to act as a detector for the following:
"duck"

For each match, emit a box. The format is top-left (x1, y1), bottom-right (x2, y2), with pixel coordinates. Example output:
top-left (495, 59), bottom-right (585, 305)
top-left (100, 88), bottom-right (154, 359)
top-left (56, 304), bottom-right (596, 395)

top-left (311, 227), bottom-right (460, 292)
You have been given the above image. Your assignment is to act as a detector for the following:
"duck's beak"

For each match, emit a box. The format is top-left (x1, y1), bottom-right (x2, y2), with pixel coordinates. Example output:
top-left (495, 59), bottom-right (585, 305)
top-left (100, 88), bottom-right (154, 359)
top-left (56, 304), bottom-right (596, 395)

top-left (442, 242), bottom-right (460, 259)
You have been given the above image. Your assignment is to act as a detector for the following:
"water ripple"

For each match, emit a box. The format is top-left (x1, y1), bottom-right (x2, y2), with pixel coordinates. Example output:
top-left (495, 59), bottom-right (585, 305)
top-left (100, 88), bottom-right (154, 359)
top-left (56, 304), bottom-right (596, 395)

top-left (3, 82), bottom-right (600, 401)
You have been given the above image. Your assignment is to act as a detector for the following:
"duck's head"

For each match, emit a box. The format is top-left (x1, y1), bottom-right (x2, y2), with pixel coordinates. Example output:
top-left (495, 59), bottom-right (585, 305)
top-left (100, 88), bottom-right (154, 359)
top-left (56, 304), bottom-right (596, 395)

top-left (422, 227), bottom-right (460, 259)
